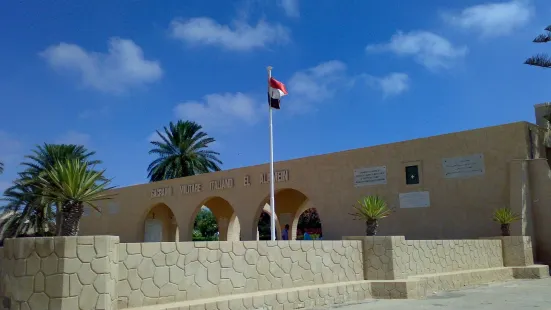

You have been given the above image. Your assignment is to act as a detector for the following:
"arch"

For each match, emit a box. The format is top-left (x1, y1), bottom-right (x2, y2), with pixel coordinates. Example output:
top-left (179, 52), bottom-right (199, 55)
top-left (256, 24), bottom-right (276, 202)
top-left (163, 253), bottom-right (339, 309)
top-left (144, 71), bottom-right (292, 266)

top-left (188, 196), bottom-right (241, 241)
top-left (255, 188), bottom-right (315, 240)
top-left (143, 203), bottom-right (179, 242)
top-left (291, 200), bottom-right (323, 240)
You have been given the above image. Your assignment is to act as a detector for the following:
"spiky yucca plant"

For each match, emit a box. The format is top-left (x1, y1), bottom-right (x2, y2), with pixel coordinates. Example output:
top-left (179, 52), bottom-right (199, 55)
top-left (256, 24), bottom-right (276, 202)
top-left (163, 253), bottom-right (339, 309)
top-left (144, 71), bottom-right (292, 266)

top-left (36, 159), bottom-right (115, 236)
top-left (350, 195), bottom-right (392, 236)
top-left (493, 208), bottom-right (521, 236)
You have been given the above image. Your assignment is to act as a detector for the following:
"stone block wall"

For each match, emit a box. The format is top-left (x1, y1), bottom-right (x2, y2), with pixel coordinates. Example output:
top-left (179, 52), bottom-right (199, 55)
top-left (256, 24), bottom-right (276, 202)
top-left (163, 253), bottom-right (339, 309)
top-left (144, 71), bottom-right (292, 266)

top-left (116, 240), bottom-right (363, 308)
top-left (345, 236), bottom-right (504, 280)
top-left (0, 236), bottom-right (119, 310)
top-left (395, 238), bottom-right (503, 276)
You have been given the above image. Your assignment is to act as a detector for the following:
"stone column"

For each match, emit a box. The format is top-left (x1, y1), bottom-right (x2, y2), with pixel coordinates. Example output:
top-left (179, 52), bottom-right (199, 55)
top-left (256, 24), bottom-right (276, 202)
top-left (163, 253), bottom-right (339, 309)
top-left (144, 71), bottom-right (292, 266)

top-left (343, 236), bottom-right (406, 280)
top-left (509, 160), bottom-right (535, 238)
top-left (501, 236), bottom-right (534, 266)
top-left (217, 217), bottom-right (229, 241)
top-left (1, 236), bottom-right (119, 310)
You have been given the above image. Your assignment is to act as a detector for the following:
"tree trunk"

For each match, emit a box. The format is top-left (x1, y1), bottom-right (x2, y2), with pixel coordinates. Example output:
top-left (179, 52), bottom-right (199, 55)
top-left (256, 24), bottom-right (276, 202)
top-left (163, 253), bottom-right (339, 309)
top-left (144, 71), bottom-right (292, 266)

top-left (501, 223), bottom-right (511, 236)
top-left (365, 219), bottom-right (378, 236)
top-left (61, 203), bottom-right (84, 236)
top-left (55, 203), bottom-right (63, 236)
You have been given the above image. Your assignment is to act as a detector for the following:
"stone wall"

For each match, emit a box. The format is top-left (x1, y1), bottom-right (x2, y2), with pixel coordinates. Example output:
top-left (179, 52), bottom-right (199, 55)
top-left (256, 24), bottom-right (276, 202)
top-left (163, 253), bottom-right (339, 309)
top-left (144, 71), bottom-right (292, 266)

top-left (396, 238), bottom-right (504, 276)
top-left (345, 236), bottom-right (504, 280)
top-left (0, 236), bottom-right (119, 310)
top-left (116, 240), bottom-right (363, 308)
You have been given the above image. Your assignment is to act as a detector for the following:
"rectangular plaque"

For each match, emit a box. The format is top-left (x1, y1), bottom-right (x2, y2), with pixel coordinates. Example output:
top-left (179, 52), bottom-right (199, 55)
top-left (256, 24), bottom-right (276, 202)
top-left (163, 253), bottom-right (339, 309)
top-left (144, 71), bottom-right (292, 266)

top-left (354, 166), bottom-right (387, 187)
top-left (442, 153), bottom-right (485, 179)
top-left (399, 191), bottom-right (430, 208)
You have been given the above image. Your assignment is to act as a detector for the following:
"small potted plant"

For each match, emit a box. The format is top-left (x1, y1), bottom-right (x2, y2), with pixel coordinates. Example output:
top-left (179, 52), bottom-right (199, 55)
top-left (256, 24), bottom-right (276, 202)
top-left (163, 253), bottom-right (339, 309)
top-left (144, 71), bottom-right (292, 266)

top-left (350, 195), bottom-right (393, 236)
top-left (493, 207), bottom-right (521, 236)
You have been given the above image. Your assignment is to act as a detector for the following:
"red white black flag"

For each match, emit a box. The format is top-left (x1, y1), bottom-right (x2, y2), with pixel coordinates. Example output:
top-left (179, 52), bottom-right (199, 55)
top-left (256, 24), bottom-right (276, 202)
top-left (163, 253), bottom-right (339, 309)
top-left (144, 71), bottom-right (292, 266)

top-left (268, 77), bottom-right (288, 109)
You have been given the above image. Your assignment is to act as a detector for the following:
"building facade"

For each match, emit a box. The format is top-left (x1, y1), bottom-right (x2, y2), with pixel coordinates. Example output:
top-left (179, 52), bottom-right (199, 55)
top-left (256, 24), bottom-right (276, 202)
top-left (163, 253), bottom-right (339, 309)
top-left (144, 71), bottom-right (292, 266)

top-left (79, 105), bottom-right (551, 265)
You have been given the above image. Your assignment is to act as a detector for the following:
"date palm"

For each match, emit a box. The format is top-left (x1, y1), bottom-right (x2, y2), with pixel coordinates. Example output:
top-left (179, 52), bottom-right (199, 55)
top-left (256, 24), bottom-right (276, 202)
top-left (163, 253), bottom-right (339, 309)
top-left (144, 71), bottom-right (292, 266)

top-left (350, 195), bottom-right (393, 236)
top-left (36, 159), bottom-right (115, 236)
top-left (147, 120), bottom-right (222, 182)
top-left (524, 25), bottom-right (551, 68)
top-left (0, 177), bottom-right (55, 238)
top-left (1, 144), bottom-right (101, 237)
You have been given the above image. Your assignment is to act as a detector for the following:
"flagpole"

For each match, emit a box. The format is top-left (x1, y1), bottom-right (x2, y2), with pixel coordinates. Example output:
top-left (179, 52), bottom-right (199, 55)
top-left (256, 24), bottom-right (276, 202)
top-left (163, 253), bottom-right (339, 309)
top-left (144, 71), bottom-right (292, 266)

top-left (267, 66), bottom-right (277, 241)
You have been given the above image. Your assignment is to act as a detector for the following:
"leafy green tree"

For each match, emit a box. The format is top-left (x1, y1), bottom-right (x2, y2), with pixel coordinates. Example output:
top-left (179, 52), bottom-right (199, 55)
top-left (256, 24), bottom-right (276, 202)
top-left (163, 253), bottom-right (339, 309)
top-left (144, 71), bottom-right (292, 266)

top-left (35, 159), bottom-right (114, 236)
top-left (257, 212), bottom-right (272, 240)
top-left (525, 25), bottom-right (551, 68)
top-left (193, 208), bottom-right (218, 240)
top-left (147, 120), bottom-right (222, 182)
top-left (298, 208), bottom-right (322, 230)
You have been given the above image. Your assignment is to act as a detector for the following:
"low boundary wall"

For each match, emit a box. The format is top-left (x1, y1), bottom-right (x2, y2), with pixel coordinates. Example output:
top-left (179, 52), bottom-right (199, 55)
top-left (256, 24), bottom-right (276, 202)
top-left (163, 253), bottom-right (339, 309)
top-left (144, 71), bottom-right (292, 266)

top-left (0, 236), bottom-right (548, 310)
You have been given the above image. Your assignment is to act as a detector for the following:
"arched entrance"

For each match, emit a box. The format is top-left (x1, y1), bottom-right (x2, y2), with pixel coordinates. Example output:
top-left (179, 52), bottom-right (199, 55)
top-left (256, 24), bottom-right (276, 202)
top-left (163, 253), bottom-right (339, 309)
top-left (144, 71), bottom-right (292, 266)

top-left (293, 206), bottom-right (323, 240)
top-left (143, 203), bottom-right (179, 242)
top-left (189, 197), bottom-right (241, 241)
top-left (255, 188), bottom-right (319, 240)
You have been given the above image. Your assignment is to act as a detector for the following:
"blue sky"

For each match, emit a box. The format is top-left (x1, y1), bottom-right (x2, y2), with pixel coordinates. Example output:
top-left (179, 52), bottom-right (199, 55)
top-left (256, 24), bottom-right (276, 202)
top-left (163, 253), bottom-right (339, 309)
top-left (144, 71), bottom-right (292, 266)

top-left (0, 0), bottom-right (550, 190)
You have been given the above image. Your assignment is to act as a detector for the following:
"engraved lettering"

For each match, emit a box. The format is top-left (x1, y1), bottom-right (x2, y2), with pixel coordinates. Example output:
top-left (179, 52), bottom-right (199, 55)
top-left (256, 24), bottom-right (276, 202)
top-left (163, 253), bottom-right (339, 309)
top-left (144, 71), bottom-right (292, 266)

top-left (150, 186), bottom-right (172, 198)
top-left (210, 178), bottom-right (234, 191)
top-left (260, 170), bottom-right (289, 184)
top-left (180, 183), bottom-right (202, 194)
top-left (244, 175), bottom-right (251, 186)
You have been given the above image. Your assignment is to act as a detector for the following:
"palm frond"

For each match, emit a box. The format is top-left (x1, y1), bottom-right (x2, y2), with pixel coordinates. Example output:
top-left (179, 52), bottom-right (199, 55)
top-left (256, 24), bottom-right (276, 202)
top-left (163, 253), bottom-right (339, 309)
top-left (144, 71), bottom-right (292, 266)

top-left (350, 195), bottom-right (393, 221)
top-left (147, 120), bottom-right (223, 182)
top-left (525, 54), bottom-right (551, 68)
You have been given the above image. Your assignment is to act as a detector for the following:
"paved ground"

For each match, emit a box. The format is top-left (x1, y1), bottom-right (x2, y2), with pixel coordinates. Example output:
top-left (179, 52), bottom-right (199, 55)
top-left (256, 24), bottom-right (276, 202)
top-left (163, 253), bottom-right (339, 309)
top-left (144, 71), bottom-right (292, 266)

top-left (325, 278), bottom-right (551, 310)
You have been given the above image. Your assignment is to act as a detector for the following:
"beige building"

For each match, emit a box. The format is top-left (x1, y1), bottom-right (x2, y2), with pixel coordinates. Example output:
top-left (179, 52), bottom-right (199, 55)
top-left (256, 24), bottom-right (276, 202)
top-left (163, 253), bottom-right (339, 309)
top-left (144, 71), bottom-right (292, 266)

top-left (80, 104), bottom-right (551, 265)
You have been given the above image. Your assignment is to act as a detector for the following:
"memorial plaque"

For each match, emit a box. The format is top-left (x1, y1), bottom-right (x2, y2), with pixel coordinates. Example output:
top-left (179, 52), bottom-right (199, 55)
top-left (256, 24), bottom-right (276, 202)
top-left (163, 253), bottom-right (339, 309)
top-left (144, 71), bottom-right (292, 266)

top-left (399, 191), bottom-right (430, 208)
top-left (442, 153), bottom-right (485, 179)
top-left (354, 166), bottom-right (387, 187)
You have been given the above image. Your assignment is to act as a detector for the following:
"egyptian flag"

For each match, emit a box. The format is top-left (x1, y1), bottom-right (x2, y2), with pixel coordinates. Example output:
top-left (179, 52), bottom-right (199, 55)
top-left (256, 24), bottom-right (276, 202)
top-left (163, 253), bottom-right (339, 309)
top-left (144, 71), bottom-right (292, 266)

top-left (268, 77), bottom-right (288, 109)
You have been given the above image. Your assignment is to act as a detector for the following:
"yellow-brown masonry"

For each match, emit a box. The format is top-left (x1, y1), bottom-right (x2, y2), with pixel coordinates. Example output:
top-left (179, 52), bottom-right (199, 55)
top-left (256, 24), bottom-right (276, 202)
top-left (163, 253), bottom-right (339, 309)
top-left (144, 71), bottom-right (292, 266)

top-left (78, 121), bottom-right (551, 265)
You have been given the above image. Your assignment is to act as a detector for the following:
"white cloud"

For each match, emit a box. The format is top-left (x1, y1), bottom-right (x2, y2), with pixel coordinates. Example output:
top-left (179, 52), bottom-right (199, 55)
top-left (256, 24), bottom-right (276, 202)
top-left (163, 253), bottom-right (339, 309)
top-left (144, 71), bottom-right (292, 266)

top-left (174, 92), bottom-right (261, 131)
top-left (41, 37), bottom-right (163, 94)
top-left (366, 31), bottom-right (468, 71)
top-left (0, 131), bottom-right (22, 164)
top-left (286, 60), bottom-right (354, 113)
top-left (55, 131), bottom-right (91, 146)
top-left (170, 17), bottom-right (290, 51)
top-left (366, 73), bottom-right (410, 97)
top-left (442, 0), bottom-right (533, 37)
top-left (280, 0), bottom-right (300, 18)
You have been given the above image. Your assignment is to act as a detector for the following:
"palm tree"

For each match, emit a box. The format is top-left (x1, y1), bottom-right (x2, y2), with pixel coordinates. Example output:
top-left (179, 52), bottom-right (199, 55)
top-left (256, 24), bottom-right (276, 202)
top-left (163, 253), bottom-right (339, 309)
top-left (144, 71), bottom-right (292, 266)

top-left (524, 25), bottom-right (551, 68)
top-left (36, 159), bottom-right (114, 236)
top-left (0, 177), bottom-right (55, 238)
top-left (350, 195), bottom-right (393, 236)
top-left (147, 120), bottom-right (222, 182)
top-left (21, 143), bottom-right (101, 180)
top-left (493, 207), bottom-right (521, 236)
top-left (0, 144), bottom-right (101, 237)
